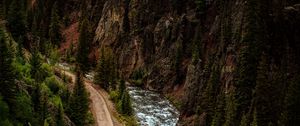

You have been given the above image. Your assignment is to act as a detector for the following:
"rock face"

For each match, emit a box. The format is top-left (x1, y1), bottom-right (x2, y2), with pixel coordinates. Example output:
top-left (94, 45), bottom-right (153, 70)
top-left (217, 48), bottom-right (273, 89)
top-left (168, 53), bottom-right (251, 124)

top-left (92, 0), bottom-right (300, 125)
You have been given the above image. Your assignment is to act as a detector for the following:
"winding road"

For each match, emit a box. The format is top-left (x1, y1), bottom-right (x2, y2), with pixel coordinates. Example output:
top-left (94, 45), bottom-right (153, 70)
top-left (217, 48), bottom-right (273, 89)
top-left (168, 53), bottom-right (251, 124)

top-left (60, 69), bottom-right (114, 126)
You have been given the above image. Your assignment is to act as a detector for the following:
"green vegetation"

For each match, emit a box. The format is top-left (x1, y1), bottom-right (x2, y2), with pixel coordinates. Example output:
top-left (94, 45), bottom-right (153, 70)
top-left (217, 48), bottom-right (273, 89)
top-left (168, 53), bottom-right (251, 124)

top-left (94, 47), bottom-right (117, 91)
top-left (49, 2), bottom-right (62, 46)
top-left (0, 21), bottom-right (90, 126)
top-left (7, 0), bottom-right (26, 44)
top-left (76, 18), bottom-right (91, 73)
top-left (130, 68), bottom-right (145, 87)
top-left (68, 71), bottom-right (91, 126)
top-left (109, 80), bottom-right (136, 125)
top-left (0, 28), bottom-right (17, 106)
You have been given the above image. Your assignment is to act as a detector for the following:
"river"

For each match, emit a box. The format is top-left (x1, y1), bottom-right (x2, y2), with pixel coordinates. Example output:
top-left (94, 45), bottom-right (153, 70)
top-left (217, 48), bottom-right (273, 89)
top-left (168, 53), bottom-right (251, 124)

top-left (127, 87), bottom-right (180, 126)
top-left (57, 63), bottom-right (180, 126)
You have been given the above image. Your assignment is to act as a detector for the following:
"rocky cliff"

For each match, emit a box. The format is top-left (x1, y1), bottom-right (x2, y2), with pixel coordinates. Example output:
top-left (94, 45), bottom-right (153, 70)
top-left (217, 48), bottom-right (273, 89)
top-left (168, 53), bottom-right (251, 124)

top-left (92, 0), bottom-right (300, 125)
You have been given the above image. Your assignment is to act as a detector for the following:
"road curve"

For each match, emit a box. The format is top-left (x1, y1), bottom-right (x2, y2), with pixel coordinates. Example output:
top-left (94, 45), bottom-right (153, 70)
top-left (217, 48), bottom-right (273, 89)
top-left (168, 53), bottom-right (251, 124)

top-left (61, 70), bottom-right (114, 126)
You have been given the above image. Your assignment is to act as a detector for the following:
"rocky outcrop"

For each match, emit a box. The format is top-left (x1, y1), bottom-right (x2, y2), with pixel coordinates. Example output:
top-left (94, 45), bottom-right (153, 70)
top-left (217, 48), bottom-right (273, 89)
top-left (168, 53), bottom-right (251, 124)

top-left (93, 0), bottom-right (300, 124)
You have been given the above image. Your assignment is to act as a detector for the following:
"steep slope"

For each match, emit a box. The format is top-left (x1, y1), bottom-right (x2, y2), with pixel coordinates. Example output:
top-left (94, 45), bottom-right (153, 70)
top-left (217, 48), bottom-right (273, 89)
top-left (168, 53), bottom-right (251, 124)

top-left (93, 0), bottom-right (300, 125)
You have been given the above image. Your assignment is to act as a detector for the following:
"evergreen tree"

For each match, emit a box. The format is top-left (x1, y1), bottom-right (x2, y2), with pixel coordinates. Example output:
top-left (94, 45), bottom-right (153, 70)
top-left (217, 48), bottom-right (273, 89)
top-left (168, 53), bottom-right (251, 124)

top-left (118, 80), bottom-right (126, 100)
top-left (235, 0), bottom-right (262, 121)
top-left (49, 2), bottom-right (62, 46)
top-left (120, 91), bottom-right (132, 116)
top-left (202, 68), bottom-right (220, 124)
top-left (0, 1), bottom-right (4, 19)
top-left (94, 47), bottom-right (107, 89)
top-left (224, 92), bottom-right (238, 126)
top-left (7, 0), bottom-right (26, 43)
top-left (280, 74), bottom-right (300, 125)
top-left (0, 28), bottom-right (17, 105)
top-left (211, 92), bottom-right (225, 126)
top-left (240, 114), bottom-right (249, 126)
top-left (94, 47), bottom-right (116, 91)
top-left (56, 103), bottom-right (65, 126)
top-left (254, 53), bottom-right (283, 125)
top-left (250, 109), bottom-right (258, 126)
top-left (69, 71), bottom-right (89, 126)
top-left (122, 0), bottom-right (130, 33)
top-left (0, 95), bottom-right (13, 126)
top-left (30, 50), bottom-right (43, 82)
top-left (76, 18), bottom-right (90, 73)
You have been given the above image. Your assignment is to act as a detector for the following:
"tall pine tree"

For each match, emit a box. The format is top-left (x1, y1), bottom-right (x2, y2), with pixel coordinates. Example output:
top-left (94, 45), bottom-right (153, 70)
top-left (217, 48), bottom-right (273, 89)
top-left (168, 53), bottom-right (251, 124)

top-left (49, 2), bottom-right (62, 46)
top-left (7, 0), bottom-right (26, 43)
top-left (68, 70), bottom-right (89, 126)
top-left (76, 18), bottom-right (90, 73)
top-left (94, 47), bottom-right (116, 91)
top-left (0, 28), bottom-right (17, 106)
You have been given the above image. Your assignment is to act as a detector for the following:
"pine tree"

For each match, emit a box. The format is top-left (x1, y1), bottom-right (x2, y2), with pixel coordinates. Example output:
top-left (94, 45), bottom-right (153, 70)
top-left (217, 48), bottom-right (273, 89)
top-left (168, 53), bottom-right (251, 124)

top-left (0, 28), bottom-right (17, 105)
top-left (122, 0), bottom-right (130, 33)
top-left (94, 47), bottom-right (116, 91)
top-left (30, 50), bottom-right (43, 82)
top-left (121, 91), bottom-right (132, 116)
top-left (56, 103), bottom-right (65, 126)
top-left (234, 0), bottom-right (262, 122)
top-left (280, 74), bottom-right (300, 125)
top-left (118, 80), bottom-right (126, 100)
top-left (211, 92), bottom-right (225, 126)
top-left (69, 71), bottom-right (89, 126)
top-left (224, 92), bottom-right (238, 126)
top-left (76, 18), bottom-right (90, 73)
top-left (94, 47), bottom-right (107, 90)
top-left (7, 0), bottom-right (26, 42)
top-left (49, 2), bottom-right (62, 46)
top-left (250, 109), bottom-right (258, 126)
top-left (0, 1), bottom-right (4, 19)
top-left (0, 95), bottom-right (13, 125)
top-left (202, 67), bottom-right (220, 124)
top-left (240, 114), bottom-right (249, 126)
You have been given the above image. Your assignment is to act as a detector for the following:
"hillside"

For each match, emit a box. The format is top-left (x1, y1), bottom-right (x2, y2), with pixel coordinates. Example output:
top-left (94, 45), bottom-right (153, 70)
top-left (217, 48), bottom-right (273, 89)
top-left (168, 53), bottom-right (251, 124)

top-left (1, 0), bottom-right (300, 126)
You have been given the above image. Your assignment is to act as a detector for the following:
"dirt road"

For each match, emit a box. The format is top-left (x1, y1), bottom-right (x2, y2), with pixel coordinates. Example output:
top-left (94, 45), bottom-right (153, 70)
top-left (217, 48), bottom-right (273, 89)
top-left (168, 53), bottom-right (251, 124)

top-left (61, 70), bottom-right (114, 126)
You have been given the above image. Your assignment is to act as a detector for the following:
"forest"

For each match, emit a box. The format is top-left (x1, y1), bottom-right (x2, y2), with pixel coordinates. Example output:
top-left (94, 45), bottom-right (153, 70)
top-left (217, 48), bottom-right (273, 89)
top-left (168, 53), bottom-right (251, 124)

top-left (1, 0), bottom-right (300, 126)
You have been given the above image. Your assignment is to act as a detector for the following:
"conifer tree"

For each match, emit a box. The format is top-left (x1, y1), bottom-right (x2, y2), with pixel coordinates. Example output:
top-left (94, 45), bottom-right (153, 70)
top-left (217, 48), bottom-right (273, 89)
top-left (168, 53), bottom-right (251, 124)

top-left (211, 92), bottom-right (225, 126)
top-left (120, 91), bottom-right (132, 116)
top-left (76, 18), bottom-right (90, 73)
top-left (69, 71), bottom-right (89, 126)
top-left (0, 29), bottom-right (17, 105)
top-left (49, 2), bottom-right (61, 46)
top-left (118, 80), bottom-right (126, 100)
top-left (94, 47), bottom-right (107, 89)
top-left (7, 0), bottom-right (26, 43)
top-left (251, 109), bottom-right (258, 126)
top-left (56, 103), bottom-right (65, 126)
top-left (0, 1), bottom-right (4, 19)
top-left (280, 75), bottom-right (300, 125)
top-left (224, 92), bottom-right (238, 126)
top-left (94, 47), bottom-right (116, 91)
top-left (240, 114), bottom-right (249, 126)
top-left (30, 50), bottom-right (43, 82)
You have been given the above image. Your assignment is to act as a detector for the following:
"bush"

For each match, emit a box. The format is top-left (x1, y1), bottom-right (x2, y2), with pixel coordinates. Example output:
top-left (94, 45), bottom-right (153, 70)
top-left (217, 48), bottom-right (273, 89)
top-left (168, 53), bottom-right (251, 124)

top-left (41, 63), bottom-right (54, 77)
top-left (45, 76), bottom-right (64, 95)
top-left (130, 69), bottom-right (145, 87)
top-left (109, 90), bottom-right (119, 103)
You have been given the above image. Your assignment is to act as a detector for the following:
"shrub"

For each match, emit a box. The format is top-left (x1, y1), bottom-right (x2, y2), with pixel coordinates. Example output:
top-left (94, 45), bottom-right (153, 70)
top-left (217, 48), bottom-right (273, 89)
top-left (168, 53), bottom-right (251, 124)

top-left (45, 76), bottom-right (64, 95)
top-left (109, 90), bottom-right (119, 103)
